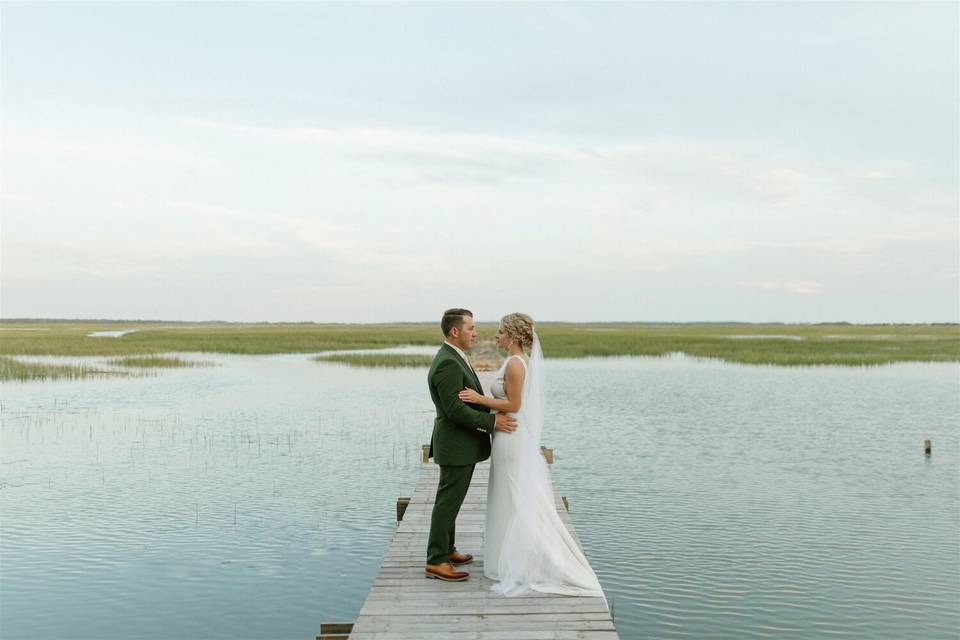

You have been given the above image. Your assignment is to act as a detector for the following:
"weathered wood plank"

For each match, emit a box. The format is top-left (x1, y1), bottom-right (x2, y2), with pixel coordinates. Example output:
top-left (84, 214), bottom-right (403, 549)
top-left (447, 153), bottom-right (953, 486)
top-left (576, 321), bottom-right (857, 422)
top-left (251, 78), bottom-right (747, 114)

top-left (349, 632), bottom-right (619, 640)
top-left (351, 619), bottom-right (617, 634)
top-left (358, 600), bottom-right (610, 615)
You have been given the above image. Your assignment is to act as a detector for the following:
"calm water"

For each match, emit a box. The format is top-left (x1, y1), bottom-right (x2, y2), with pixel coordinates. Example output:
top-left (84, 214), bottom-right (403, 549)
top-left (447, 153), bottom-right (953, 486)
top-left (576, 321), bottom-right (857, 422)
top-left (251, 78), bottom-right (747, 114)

top-left (1, 351), bottom-right (958, 639)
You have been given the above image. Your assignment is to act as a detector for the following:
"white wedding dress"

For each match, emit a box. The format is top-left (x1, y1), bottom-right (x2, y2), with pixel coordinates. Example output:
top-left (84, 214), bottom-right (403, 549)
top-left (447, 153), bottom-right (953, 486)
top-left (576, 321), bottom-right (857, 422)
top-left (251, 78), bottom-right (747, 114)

top-left (484, 337), bottom-right (605, 598)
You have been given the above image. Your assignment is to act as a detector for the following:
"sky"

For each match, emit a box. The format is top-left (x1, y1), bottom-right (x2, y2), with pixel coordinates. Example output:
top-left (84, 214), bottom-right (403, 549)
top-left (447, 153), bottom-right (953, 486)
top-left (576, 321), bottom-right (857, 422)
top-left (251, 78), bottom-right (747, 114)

top-left (1, 1), bottom-right (957, 324)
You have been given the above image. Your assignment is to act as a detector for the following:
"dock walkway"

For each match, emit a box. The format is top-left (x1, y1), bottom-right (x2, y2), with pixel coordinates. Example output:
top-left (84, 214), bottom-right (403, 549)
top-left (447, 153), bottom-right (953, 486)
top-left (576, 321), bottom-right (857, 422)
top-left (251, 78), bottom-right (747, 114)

top-left (335, 453), bottom-right (619, 639)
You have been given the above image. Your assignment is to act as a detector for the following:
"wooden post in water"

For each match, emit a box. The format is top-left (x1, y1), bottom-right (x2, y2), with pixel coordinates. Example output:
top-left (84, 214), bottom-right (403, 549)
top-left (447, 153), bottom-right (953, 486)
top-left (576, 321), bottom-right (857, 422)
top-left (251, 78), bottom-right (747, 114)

top-left (421, 444), bottom-right (430, 464)
top-left (541, 446), bottom-right (554, 464)
top-left (925, 439), bottom-right (932, 456)
top-left (396, 497), bottom-right (411, 522)
top-left (317, 622), bottom-right (352, 640)
top-left (562, 495), bottom-right (569, 511)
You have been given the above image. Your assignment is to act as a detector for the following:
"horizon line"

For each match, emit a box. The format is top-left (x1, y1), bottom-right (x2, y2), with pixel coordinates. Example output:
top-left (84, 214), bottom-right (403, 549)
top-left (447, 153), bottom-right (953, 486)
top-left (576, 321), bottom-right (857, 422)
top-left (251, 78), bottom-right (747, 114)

top-left (2, 317), bottom-right (958, 327)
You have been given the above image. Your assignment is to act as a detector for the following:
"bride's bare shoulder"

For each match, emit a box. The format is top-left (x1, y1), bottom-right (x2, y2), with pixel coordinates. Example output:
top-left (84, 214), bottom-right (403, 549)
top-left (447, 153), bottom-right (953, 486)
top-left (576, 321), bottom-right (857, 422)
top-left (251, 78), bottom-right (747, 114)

top-left (506, 355), bottom-right (529, 372)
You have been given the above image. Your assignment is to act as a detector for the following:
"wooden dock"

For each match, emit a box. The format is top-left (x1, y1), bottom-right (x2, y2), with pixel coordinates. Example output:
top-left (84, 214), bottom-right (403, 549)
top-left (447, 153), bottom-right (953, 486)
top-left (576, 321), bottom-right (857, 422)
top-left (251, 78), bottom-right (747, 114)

top-left (320, 448), bottom-right (619, 640)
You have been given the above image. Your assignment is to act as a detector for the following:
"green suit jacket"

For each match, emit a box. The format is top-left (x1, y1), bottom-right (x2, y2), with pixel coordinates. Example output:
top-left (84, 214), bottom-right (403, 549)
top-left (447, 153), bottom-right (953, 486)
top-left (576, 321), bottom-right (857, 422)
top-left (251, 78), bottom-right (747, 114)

top-left (428, 343), bottom-right (496, 466)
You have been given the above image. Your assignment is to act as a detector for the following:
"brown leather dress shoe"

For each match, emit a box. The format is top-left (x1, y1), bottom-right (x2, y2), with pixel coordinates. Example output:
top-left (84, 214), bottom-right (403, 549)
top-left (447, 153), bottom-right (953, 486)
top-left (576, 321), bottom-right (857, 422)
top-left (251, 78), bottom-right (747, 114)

top-left (448, 550), bottom-right (473, 565)
top-left (424, 562), bottom-right (469, 582)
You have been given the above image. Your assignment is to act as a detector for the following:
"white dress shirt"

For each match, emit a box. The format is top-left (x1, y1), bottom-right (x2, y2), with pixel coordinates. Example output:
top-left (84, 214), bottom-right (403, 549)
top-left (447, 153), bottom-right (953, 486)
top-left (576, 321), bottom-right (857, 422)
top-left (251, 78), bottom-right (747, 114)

top-left (444, 340), bottom-right (476, 377)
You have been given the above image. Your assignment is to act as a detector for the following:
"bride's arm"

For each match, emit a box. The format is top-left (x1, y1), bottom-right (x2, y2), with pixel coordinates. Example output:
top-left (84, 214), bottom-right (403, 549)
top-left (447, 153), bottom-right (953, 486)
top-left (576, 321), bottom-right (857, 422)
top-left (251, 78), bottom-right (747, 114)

top-left (458, 359), bottom-right (525, 413)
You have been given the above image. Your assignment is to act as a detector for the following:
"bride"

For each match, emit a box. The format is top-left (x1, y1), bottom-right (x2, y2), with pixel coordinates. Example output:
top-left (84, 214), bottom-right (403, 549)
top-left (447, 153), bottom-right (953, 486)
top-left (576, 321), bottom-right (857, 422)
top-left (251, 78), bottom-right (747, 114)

top-left (457, 313), bottom-right (605, 598)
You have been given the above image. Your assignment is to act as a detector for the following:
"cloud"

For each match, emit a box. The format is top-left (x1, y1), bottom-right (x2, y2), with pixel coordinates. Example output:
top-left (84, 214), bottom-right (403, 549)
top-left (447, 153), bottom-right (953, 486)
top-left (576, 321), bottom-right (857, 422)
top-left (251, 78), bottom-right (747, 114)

top-left (2, 123), bottom-right (216, 168)
top-left (169, 200), bottom-right (441, 269)
top-left (3, 115), bottom-right (956, 320)
top-left (179, 117), bottom-right (591, 174)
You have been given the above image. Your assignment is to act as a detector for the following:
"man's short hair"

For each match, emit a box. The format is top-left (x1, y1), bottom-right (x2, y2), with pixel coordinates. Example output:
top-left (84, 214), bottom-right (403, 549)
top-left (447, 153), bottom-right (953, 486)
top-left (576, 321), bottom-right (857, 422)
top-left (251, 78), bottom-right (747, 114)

top-left (441, 308), bottom-right (473, 337)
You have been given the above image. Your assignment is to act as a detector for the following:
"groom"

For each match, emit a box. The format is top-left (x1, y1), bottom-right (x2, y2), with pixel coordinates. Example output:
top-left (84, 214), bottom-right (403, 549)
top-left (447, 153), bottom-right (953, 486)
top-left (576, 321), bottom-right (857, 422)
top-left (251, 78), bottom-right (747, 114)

top-left (424, 308), bottom-right (517, 581)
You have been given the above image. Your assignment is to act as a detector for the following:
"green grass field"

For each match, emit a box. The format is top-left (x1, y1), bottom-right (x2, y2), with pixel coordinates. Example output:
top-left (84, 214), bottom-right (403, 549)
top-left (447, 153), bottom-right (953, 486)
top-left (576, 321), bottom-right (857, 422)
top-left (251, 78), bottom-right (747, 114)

top-left (538, 322), bottom-right (959, 366)
top-left (0, 321), bottom-right (957, 380)
top-left (0, 322), bottom-right (440, 356)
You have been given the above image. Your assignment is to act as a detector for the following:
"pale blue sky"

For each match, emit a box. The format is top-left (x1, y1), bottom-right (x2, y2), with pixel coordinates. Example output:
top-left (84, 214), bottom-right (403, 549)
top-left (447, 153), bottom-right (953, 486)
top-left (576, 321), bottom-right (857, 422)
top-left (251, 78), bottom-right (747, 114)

top-left (2, 1), bottom-right (957, 322)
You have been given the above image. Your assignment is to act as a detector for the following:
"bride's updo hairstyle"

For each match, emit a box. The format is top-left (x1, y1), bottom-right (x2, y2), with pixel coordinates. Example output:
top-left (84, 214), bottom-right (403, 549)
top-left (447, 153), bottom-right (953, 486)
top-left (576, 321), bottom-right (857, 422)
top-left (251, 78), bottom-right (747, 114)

top-left (501, 313), bottom-right (535, 350)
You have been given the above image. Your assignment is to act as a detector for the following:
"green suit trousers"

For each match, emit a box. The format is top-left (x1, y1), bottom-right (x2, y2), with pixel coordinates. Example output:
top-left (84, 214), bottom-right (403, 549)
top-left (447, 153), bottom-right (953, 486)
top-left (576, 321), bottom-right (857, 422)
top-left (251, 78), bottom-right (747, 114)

top-left (426, 463), bottom-right (476, 565)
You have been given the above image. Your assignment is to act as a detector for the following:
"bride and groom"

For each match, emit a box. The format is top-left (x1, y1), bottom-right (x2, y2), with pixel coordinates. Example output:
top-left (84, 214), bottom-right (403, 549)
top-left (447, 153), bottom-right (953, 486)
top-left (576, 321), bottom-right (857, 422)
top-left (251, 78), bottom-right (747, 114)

top-left (424, 308), bottom-right (604, 597)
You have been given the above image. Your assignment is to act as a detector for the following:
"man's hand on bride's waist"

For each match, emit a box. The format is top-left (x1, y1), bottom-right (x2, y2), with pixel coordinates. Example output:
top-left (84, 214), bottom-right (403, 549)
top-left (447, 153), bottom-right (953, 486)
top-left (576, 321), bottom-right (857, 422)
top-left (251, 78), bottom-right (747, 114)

top-left (494, 412), bottom-right (517, 434)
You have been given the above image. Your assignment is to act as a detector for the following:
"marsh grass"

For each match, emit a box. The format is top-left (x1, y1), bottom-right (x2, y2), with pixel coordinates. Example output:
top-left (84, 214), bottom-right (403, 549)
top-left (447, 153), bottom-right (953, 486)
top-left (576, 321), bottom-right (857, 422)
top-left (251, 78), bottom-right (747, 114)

top-left (313, 353), bottom-right (434, 368)
top-left (1, 321), bottom-right (957, 367)
top-left (536, 323), bottom-right (960, 366)
top-left (107, 356), bottom-right (214, 368)
top-left (0, 322), bottom-right (440, 356)
top-left (0, 356), bottom-right (118, 381)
